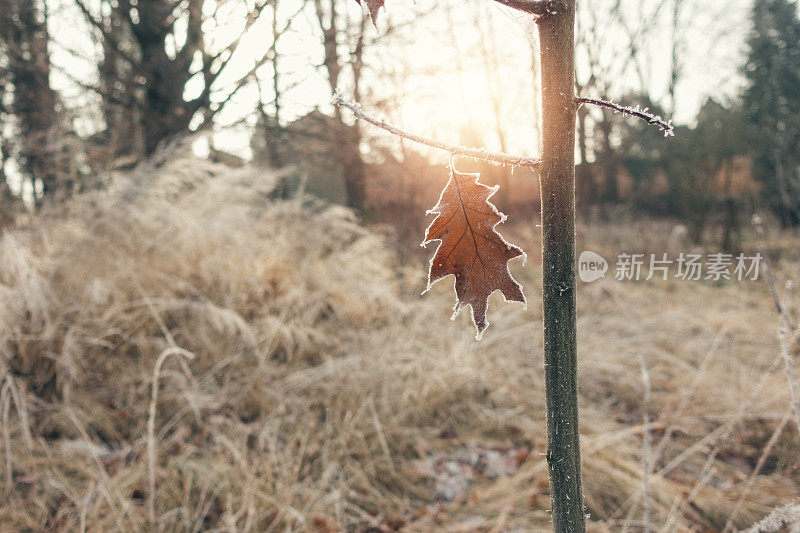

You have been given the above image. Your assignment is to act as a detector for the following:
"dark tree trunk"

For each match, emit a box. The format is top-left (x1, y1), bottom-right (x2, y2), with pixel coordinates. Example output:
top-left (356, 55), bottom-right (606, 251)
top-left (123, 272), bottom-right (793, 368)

top-left (2, 0), bottom-right (62, 201)
top-left (267, 0), bottom-right (283, 168)
top-left (135, 1), bottom-right (199, 153)
top-left (315, 0), bottom-right (366, 211)
top-left (97, 0), bottom-right (206, 156)
top-left (0, 138), bottom-right (13, 226)
top-left (342, 124), bottom-right (366, 211)
top-left (98, 9), bottom-right (143, 160)
top-left (537, 1), bottom-right (585, 530)
top-left (599, 111), bottom-right (617, 205)
top-left (344, 16), bottom-right (367, 211)
top-left (721, 161), bottom-right (741, 252)
top-left (576, 104), bottom-right (594, 218)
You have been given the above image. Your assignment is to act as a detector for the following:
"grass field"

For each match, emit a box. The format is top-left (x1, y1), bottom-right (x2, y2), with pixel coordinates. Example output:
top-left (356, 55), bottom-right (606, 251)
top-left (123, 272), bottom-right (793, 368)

top-left (1, 150), bottom-right (798, 531)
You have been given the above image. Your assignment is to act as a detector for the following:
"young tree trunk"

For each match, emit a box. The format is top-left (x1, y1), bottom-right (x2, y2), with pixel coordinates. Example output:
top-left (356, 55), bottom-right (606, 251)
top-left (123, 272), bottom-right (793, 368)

top-left (268, 0), bottom-right (283, 167)
top-left (537, 2), bottom-right (585, 530)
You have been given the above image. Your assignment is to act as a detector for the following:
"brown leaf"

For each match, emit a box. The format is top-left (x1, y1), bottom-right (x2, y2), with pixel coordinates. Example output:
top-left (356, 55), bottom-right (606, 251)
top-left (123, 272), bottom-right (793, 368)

top-left (355, 0), bottom-right (384, 26)
top-left (423, 168), bottom-right (526, 338)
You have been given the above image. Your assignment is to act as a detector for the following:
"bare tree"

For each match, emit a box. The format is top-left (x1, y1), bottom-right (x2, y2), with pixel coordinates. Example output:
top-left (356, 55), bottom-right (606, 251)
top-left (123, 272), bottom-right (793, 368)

top-left (574, 0), bottom-right (672, 211)
top-left (73, 0), bottom-right (272, 157)
top-left (0, 0), bottom-right (64, 202)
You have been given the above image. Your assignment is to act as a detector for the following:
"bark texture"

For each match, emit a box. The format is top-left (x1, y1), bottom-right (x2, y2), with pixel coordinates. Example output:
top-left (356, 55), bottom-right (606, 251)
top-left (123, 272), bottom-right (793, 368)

top-left (537, 1), bottom-right (585, 530)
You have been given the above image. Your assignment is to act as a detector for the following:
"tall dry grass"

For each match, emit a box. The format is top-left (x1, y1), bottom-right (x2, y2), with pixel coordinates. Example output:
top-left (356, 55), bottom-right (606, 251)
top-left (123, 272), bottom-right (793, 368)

top-left (0, 145), bottom-right (798, 531)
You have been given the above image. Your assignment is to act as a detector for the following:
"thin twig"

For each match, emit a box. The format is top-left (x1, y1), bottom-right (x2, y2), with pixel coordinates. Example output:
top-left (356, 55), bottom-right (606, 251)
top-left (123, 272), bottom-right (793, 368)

top-left (614, 349), bottom-right (784, 527)
top-left (752, 214), bottom-right (800, 436)
top-left (752, 214), bottom-right (798, 333)
top-left (778, 277), bottom-right (800, 440)
top-left (72, 0), bottom-right (137, 66)
top-left (63, 407), bottom-right (134, 530)
top-left (148, 347), bottom-right (195, 533)
top-left (368, 398), bottom-right (395, 474)
top-left (723, 411), bottom-right (791, 532)
top-left (577, 97), bottom-right (675, 136)
top-left (491, 0), bottom-right (565, 15)
top-left (778, 323), bottom-right (800, 440)
top-left (332, 92), bottom-right (541, 167)
top-left (637, 354), bottom-right (652, 533)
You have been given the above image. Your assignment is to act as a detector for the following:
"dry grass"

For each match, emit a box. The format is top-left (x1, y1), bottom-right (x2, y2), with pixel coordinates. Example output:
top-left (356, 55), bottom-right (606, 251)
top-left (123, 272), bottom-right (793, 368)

top-left (0, 147), bottom-right (798, 531)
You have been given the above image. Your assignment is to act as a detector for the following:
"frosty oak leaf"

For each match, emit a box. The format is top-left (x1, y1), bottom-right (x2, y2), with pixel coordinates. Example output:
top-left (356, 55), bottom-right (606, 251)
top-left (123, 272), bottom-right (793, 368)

top-left (423, 167), bottom-right (526, 339)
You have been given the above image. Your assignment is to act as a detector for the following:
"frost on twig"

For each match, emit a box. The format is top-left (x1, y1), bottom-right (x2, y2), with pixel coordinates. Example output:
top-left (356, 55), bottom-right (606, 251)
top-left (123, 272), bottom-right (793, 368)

top-left (332, 91), bottom-right (541, 168)
top-left (578, 97), bottom-right (675, 137)
top-left (741, 501), bottom-right (800, 533)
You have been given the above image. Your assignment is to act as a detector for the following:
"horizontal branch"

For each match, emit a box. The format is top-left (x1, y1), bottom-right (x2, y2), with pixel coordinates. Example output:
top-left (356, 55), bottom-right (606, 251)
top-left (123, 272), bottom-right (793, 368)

top-left (332, 92), bottom-right (541, 168)
top-left (578, 97), bottom-right (675, 137)
top-left (491, 0), bottom-right (565, 15)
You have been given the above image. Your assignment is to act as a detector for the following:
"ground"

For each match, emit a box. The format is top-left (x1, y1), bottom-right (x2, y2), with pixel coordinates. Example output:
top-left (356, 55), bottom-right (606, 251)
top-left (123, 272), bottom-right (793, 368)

top-left (0, 152), bottom-right (798, 531)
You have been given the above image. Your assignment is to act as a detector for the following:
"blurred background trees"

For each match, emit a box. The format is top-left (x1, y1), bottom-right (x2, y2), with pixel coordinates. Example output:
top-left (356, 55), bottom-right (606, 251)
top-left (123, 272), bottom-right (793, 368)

top-left (0, 0), bottom-right (67, 205)
top-left (74, 0), bottom-right (275, 158)
top-left (742, 0), bottom-right (800, 228)
top-left (0, 0), bottom-right (798, 246)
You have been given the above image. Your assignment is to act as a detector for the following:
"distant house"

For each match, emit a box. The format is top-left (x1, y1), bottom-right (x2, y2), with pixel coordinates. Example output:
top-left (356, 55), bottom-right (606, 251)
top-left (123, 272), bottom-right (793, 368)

top-left (252, 110), bottom-right (351, 205)
top-left (710, 155), bottom-right (759, 196)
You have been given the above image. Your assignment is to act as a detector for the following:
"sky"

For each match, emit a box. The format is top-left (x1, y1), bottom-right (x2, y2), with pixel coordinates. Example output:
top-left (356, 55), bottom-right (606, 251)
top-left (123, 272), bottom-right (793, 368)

top-left (45, 0), bottom-right (756, 163)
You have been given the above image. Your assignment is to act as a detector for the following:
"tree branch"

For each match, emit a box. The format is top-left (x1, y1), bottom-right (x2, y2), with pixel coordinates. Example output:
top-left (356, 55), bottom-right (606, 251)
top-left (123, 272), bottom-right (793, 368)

top-left (193, 51), bottom-right (275, 130)
top-left (332, 92), bottom-right (541, 167)
top-left (73, 0), bottom-right (137, 65)
top-left (208, 0), bottom-right (270, 67)
top-left (577, 96), bottom-right (675, 136)
top-left (491, 0), bottom-right (565, 16)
